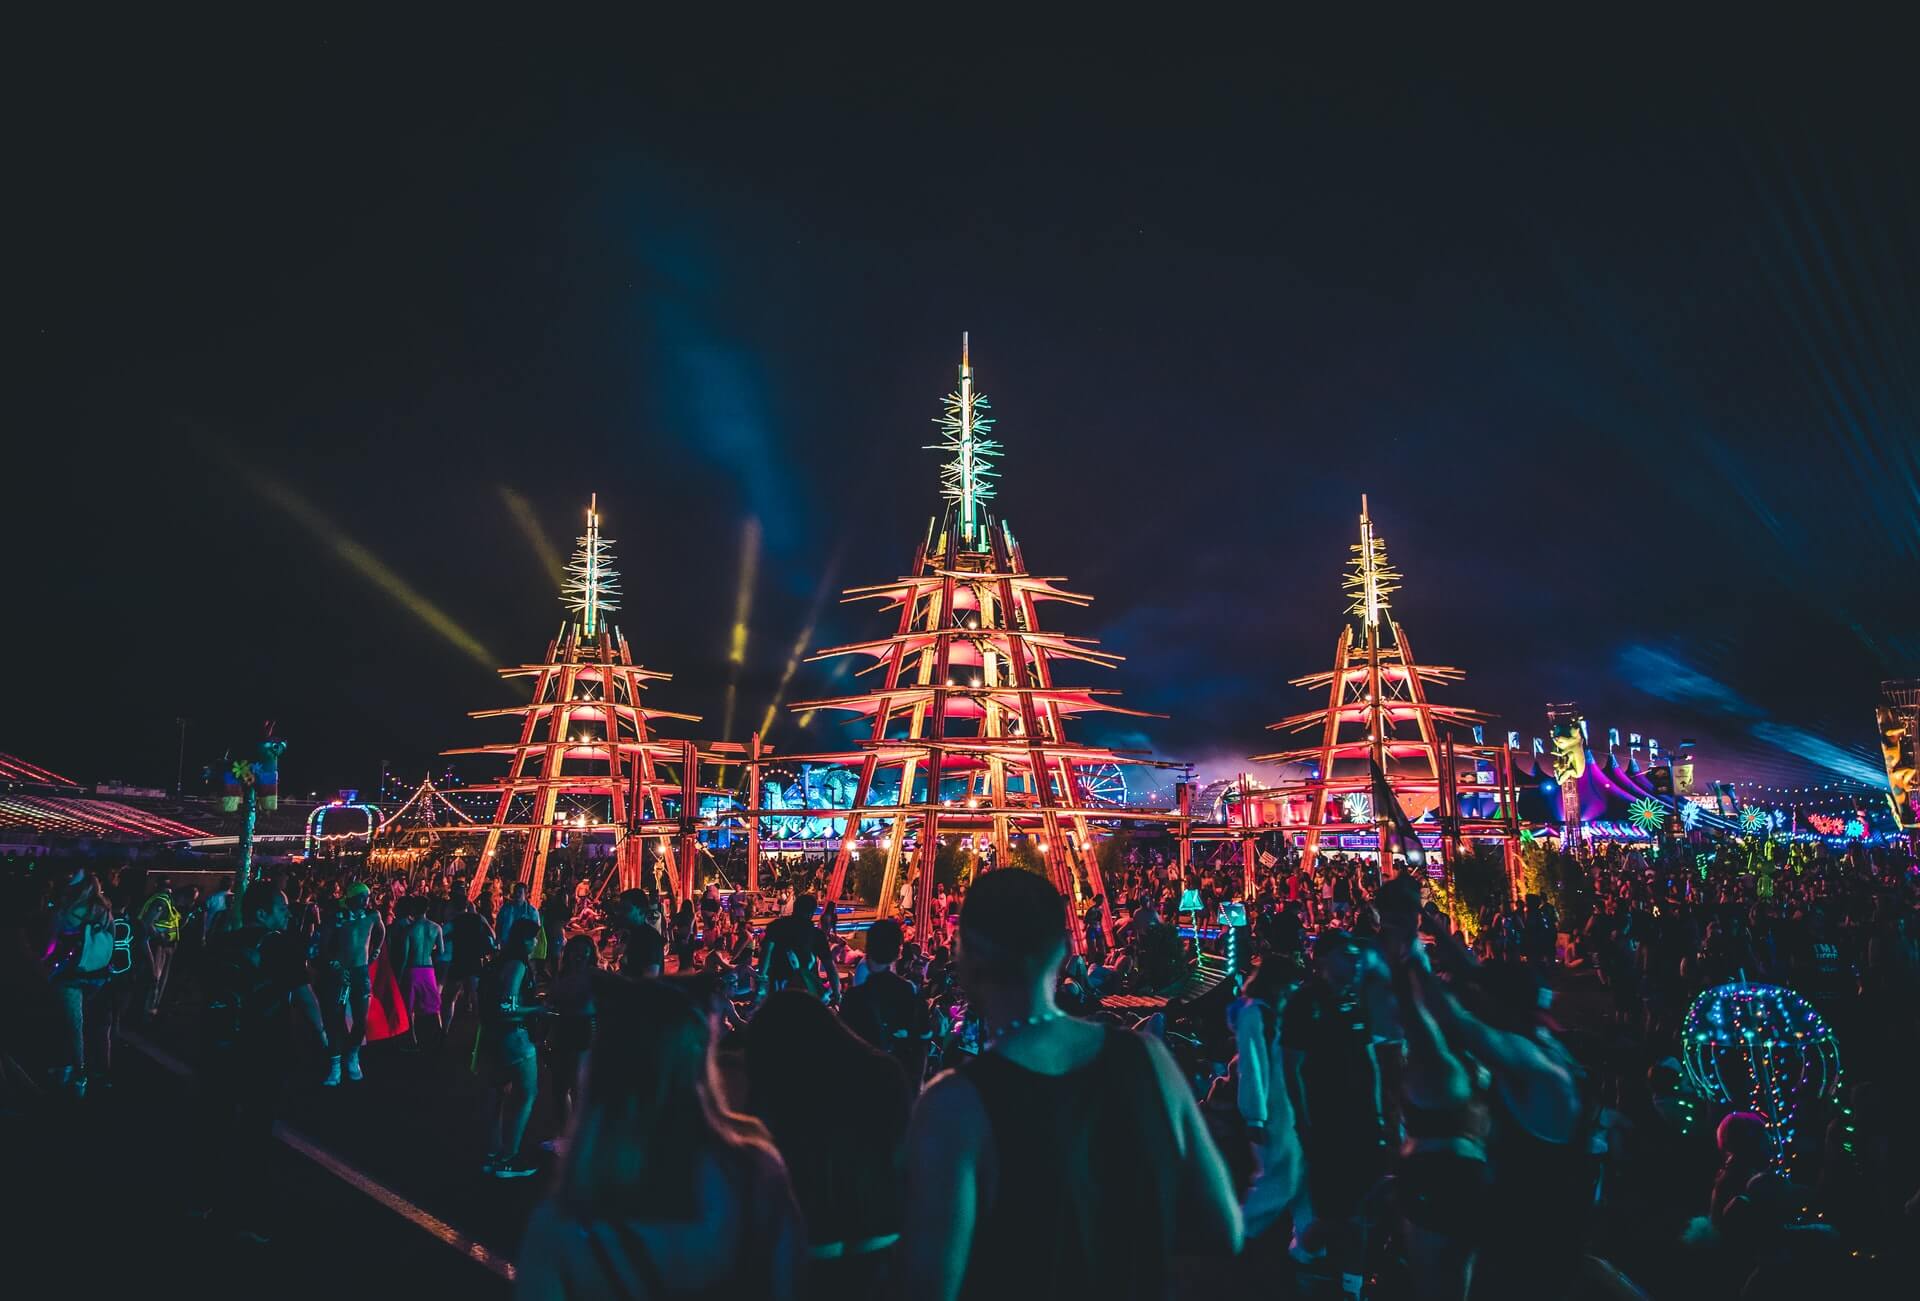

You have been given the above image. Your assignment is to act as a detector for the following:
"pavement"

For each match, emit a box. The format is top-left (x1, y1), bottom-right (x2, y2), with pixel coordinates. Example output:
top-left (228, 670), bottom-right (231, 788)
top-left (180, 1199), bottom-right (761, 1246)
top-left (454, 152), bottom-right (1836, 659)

top-left (4, 969), bottom-right (557, 1298)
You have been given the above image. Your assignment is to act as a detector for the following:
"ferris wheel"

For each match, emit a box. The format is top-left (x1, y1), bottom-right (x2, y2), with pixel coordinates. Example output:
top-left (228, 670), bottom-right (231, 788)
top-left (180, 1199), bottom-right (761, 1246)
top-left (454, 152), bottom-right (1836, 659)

top-left (1074, 762), bottom-right (1130, 808)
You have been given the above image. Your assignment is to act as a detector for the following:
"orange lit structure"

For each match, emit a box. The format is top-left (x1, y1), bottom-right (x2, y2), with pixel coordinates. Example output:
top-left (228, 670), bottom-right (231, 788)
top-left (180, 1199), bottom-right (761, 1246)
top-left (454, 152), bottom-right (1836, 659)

top-left (787, 339), bottom-right (1178, 953)
top-left (1251, 498), bottom-right (1521, 890)
top-left (451, 498), bottom-right (729, 906)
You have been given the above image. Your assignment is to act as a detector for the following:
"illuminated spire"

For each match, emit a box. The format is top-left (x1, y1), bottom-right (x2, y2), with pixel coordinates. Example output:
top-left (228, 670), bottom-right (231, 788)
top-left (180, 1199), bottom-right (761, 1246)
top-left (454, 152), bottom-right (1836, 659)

top-left (1343, 494), bottom-right (1400, 628)
top-left (561, 493), bottom-right (621, 637)
top-left (927, 332), bottom-right (1001, 548)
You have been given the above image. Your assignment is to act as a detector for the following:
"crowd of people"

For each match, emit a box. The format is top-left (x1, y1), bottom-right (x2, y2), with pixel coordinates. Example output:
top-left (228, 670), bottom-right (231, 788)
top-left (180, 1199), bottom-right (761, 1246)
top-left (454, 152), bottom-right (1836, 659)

top-left (4, 830), bottom-right (1918, 1298)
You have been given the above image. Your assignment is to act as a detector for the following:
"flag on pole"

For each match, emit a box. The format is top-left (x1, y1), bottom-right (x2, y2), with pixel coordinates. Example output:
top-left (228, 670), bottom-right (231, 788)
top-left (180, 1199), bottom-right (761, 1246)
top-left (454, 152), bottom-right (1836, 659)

top-left (1371, 758), bottom-right (1428, 869)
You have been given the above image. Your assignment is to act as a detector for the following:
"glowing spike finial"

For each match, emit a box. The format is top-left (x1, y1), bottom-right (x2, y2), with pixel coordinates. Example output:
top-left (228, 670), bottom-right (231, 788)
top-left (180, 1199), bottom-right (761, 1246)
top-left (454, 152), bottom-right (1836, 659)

top-left (562, 494), bottom-right (622, 636)
top-left (927, 333), bottom-right (1000, 549)
top-left (1343, 495), bottom-right (1401, 628)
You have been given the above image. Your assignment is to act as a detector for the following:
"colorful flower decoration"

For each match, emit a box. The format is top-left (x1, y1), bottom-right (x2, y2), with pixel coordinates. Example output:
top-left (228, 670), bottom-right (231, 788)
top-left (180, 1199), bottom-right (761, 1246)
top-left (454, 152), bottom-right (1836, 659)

top-left (1628, 797), bottom-right (1665, 834)
top-left (1740, 806), bottom-right (1770, 835)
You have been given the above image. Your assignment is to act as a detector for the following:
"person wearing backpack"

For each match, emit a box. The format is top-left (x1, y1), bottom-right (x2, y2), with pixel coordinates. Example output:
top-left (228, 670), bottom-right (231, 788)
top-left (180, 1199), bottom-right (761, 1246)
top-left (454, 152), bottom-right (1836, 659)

top-left (136, 879), bottom-right (183, 1018)
top-left (196, 882), bottom-right (328, 1240)
top-left (43, 863), bottom-right (116, 1097)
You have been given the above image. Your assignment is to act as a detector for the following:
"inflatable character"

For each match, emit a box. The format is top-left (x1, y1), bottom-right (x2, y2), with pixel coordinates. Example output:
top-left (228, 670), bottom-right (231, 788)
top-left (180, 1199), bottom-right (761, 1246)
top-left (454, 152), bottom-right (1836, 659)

top-left (217, 736), bottom-right (288, 812)
top-left (1878, 705), bottom-right (1917, 828)
top-left (251, 737), bottom-right (286, 811)
top-left (1548, 717), bottom-right (1587, 789)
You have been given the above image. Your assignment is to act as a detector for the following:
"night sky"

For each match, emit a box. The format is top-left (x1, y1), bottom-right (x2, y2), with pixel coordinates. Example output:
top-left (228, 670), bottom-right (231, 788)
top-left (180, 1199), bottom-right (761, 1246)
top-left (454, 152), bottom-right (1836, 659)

top-left (16, 38), bottom-right (1918, 799)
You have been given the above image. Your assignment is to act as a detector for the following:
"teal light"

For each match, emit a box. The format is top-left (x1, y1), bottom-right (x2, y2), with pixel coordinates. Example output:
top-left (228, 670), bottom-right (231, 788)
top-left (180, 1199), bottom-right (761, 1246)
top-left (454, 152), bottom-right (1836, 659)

top-left (561, 495), bottom-right (621, 637)
top-left (928, 334), bottom-right (1001, 549)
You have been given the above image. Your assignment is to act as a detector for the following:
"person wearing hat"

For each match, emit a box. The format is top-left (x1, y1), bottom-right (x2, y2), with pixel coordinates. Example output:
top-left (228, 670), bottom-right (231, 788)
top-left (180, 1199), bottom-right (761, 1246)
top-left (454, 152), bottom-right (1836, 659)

top-left (317, 881), bottom-right (386, 1086)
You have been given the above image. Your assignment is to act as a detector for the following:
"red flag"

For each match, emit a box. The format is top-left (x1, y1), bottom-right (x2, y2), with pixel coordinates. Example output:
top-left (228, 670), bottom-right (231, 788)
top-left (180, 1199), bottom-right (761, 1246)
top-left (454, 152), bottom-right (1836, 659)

top-left (361, 946), bottom-right (412, 1042)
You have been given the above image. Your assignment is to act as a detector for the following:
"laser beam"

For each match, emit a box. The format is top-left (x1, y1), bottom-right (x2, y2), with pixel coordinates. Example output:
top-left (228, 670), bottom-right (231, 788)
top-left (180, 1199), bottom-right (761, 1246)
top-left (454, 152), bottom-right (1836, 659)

top-left (246, 470), bottom-right (497, 670)
top-left (719, 517), bottom-right (761, 741)
top-left (756, 548), bottom-right (844, 739)
top-left (757, 616), bottom-right (820, 739)
top-left (1617, 642), bottom-right (1887, 785)
top-left (498, 485), bottom-right (566, 589)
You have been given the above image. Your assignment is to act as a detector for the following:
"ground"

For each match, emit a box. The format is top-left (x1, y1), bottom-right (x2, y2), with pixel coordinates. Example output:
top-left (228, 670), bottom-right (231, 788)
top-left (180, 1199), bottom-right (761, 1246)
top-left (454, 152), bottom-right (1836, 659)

top-left (3, 956), bottom-right (1630, 1299)
top-left (6, 994), bottom-right (527, 1297)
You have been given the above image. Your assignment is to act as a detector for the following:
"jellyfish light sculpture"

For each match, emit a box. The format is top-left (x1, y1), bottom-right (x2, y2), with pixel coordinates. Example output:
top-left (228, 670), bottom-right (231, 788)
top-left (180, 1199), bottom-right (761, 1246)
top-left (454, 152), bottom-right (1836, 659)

top-left (1681, 981), bottom-right (1841, 1175)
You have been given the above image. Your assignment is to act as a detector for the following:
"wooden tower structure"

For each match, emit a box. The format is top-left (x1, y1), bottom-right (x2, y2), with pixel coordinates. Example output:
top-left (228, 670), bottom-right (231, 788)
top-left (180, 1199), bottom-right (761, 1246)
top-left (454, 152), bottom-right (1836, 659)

top-left (788, 338), bottom-right (1177, 953)
top-left (450, 497), bottom-right (718, 906)
top-left (1253, 497), bottom-right (1521, 884)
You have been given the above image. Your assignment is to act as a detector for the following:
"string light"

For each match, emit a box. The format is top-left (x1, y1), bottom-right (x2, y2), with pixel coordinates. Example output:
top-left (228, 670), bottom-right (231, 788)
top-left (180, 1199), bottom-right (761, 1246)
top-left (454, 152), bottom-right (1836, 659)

top-left (0, 794), bottom-right (206, 840)
top-left (1682, 982), bottom-right (1841, 1175)
top-left (304, 801), bottom-right (381, 857)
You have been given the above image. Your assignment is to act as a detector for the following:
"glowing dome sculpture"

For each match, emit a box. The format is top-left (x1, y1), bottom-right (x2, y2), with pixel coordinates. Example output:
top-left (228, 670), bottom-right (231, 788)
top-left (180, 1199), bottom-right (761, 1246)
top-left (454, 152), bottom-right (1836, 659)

top-left (1681, 982), bottom-right (1842, 1173)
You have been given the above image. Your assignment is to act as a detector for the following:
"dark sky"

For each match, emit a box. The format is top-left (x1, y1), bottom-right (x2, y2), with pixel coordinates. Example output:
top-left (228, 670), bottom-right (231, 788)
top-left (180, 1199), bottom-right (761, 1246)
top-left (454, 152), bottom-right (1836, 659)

top-left (16, 36), bottom-right (1918, 799)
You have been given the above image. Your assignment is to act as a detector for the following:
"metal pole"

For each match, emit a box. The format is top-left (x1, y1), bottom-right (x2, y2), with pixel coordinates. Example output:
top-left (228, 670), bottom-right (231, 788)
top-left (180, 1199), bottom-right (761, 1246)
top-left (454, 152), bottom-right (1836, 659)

top-left (235, 782), bottom-right (258, 902)
top-left (1176, 780), bottom-right (1193, 886)
top-left (174, 718), bottom-right (190, 799)
top-left (679, 739), bottom-right (699, 901)
top-left (746, 731), bottom-right (762, 896)
top-left (1239, 772), bottom-right (1257, 901)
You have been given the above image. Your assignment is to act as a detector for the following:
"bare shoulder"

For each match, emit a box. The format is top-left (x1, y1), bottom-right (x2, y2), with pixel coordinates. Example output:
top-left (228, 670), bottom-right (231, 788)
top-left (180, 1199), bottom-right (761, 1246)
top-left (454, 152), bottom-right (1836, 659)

top-left (916, 1066), bottom-right (985, 1115)
top-left (1134, 1026), bottom-right (1185, 1078)
top-left (910, 1068), bottom-right (989, 1145)
top-left (1133, 1031), bottom-right (1199, 1150)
